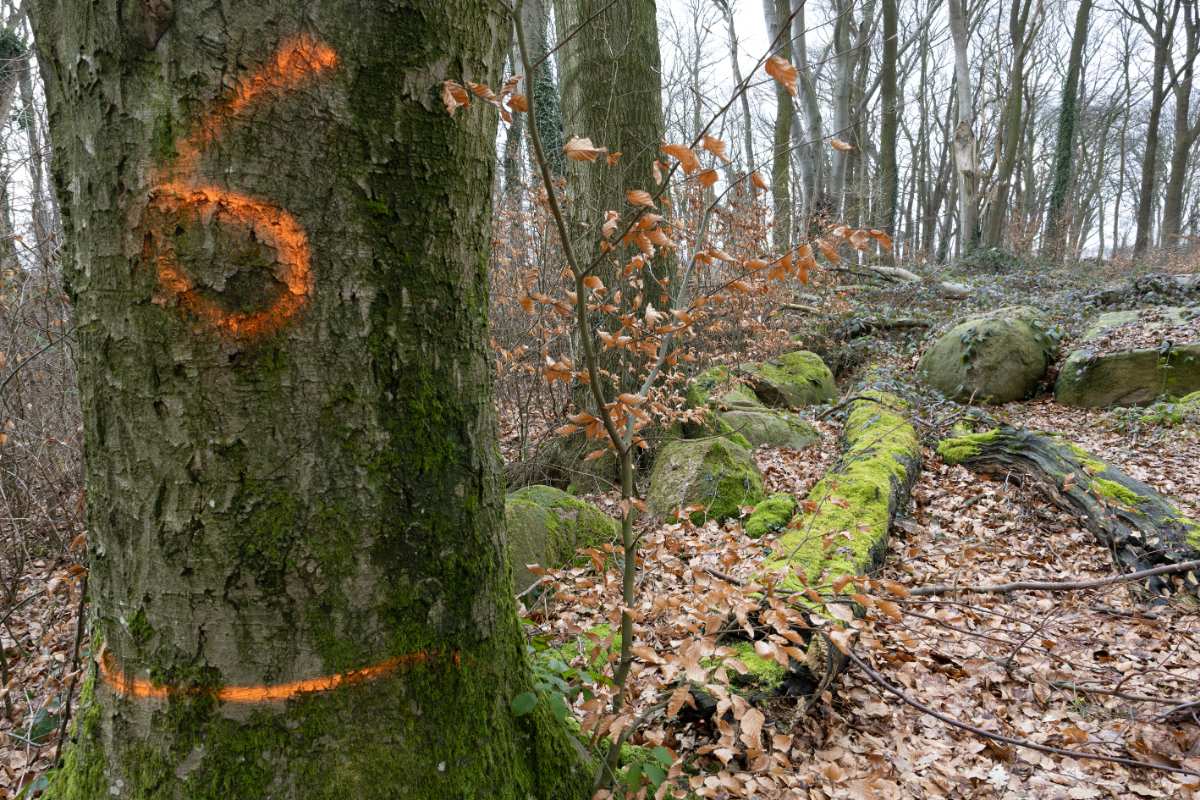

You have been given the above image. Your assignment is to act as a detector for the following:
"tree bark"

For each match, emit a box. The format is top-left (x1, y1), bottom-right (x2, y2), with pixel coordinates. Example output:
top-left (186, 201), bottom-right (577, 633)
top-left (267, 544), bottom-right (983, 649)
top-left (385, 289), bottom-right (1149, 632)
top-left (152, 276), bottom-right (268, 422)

top-left (764, 0), bottom-right (793, 249)
top-left (878, 0), bottom-right (898, 260)
top-left (554, 0), bottom-right (664, 257)
top-left (521, 0), bottom-right (566, 179)
top-left (1162, 1), bottom-right (1200, 252)
top-left (981, 0), bottom-right (1039, 251)
top-left (1131, 0), bottom-right (1177, 258)
top-left (947, 0), bottom-right (979, 255)
top-left (1043, 0), bottom-right (1092, 261)
top-left (30, 2), bottom-right (590, 797)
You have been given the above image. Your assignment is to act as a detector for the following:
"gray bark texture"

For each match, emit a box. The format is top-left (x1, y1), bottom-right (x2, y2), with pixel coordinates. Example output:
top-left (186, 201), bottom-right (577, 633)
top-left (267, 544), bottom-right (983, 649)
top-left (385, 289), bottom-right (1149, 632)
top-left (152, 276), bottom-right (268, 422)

top-left (29, 1), bottom-right (590, 797)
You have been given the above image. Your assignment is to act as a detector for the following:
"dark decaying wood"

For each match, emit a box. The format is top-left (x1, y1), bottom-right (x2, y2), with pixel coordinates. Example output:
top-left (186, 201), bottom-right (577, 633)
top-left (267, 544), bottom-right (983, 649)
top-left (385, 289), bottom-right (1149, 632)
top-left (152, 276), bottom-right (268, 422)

top-left (940, 426), bottom-right (1200, 596)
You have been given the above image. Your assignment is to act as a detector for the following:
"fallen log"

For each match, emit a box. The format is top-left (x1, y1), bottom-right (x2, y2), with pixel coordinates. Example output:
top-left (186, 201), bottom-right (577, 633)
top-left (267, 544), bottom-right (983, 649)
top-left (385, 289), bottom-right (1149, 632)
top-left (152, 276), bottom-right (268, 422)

top-left (937, 426), bottom-right (1200, 595)
top-left (734, 391), bottom-right (921, 696)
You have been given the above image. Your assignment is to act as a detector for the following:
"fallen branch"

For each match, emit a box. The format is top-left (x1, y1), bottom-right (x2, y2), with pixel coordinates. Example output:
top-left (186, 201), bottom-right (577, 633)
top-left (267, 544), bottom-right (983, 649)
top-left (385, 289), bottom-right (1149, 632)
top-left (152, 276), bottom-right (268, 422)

top-left (909, 559), bottom-right (1200, 597)
top-left (844, 645), bottom-right (1200, 779)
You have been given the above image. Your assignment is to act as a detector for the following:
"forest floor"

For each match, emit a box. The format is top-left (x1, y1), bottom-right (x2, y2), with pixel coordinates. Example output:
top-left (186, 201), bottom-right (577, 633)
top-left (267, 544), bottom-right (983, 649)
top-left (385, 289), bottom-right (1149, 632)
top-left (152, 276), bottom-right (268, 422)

top-left (2, 261), bottom-right (1199, 798)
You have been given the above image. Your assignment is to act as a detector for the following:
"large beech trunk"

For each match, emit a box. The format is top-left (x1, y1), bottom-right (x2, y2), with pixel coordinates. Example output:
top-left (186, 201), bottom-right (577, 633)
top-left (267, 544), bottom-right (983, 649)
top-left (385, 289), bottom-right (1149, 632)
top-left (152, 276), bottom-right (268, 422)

top-left (31, 2), bottom-right (589, 797)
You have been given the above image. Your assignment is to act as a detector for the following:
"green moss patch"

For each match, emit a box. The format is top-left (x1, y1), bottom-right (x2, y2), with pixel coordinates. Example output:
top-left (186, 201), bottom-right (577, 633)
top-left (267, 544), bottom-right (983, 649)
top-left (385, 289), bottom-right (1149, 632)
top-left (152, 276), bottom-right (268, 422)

top-left (744, 494), bottom-right (797, 539)
top-left (759, 392), bottom-right (919, 592)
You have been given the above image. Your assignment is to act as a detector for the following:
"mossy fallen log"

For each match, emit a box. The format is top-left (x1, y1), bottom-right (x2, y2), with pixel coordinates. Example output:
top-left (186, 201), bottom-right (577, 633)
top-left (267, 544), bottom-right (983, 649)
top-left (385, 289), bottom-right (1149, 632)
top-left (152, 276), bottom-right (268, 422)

top-left (727, 392), bottom-right (921, 698)
top-left (937, 427), bottom-right (1200, 595)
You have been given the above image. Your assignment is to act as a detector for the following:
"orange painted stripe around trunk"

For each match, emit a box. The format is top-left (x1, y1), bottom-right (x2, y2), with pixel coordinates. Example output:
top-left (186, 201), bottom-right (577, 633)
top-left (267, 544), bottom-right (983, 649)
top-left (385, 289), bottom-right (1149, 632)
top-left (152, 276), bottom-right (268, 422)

top-left (98, 648), bottom-right (460, 704)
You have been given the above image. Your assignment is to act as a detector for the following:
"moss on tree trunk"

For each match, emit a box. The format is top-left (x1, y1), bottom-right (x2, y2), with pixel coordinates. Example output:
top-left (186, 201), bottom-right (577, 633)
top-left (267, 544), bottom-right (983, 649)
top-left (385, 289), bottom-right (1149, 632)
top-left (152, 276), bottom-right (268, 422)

top-left (31, 1), bottom-right (590, 796)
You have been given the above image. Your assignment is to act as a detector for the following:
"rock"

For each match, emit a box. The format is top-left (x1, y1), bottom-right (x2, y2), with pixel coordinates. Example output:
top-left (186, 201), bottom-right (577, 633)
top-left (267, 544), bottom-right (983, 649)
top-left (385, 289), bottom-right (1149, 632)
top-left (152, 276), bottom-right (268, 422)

top-left (684, 364), bottom-right (820, 449)
top-left (918, 306), bottom-right (1057, 404)
top-left (1056, 307), bottom-right (1200, 407)
top-left (647, 438), bottom-right (764, 524)
top-left (738, 351), bottom-right (837, 408)
top-left (505, 485), bottom-right (618, 592)
top-left (718, 408), bottom-right (819, 450)
top-left (1085, 272), bottom-right (1200, 309)
top-left (744, 493), bottom-right (797, 539)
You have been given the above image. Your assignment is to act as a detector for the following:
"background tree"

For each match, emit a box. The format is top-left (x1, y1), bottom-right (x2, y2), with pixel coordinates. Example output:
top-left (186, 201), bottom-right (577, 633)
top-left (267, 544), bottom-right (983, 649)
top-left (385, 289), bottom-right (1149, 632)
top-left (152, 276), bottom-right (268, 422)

top-left (30, 1), bottom-right (589, 797)
top-left (1043, 0), bottom-right (1093, 261)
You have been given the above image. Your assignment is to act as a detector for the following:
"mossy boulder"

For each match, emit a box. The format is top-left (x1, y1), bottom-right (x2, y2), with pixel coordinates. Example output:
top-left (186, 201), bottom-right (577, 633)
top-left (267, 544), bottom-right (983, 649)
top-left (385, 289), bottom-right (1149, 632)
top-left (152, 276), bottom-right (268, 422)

top-left (505, 486), bottom-right (618, 592)
top-left (1055, 308), bottom-right (1200, 407)
top-left (684, 365), bottom-right (820, 449)
top-left (685, 366), bottom-right (762, 410)
top-left (718, 409), bottom-right (819, 450)
top-left (738, 351), bottom-right (837, 408)
top-left (744, 493), bottom-right (797, 539)
top-left (918, 306), bottom-right (1056, 404)
top-left (646, 438), bottom-right (764, 524)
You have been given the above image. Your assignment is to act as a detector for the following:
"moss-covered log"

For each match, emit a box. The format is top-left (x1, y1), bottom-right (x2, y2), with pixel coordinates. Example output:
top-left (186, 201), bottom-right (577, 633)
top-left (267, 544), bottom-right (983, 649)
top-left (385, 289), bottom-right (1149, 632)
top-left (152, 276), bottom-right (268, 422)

top-left (938, 427), bottom-right (1200, 595)
top-left (32, 3), bottom-right (591, 797)
top-left (744, 392), bottom-right (921, 694)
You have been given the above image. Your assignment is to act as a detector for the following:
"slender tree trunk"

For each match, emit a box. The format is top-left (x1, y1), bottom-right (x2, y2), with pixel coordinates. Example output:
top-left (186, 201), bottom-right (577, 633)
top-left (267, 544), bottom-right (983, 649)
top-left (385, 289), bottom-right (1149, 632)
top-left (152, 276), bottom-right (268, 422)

top-left (1162, 2), bottom-right (1200, 252)
top-left (830, 0), bottom-right (854, 212)
top-left (31, 2), bottom-right (589, 797)
top-left (793, 0), bottom-right (831, 231)
top-left (1043, 0), bottom-right (1092, 261)
top-left (878, 0), bottom-right (898, 260)
top-left (947, 0), bottom-right (979, 255)
top-left (1133, 0), bottom-right (1176, 258)
top-left (716, 0), bottom-right (755, 169)
top-left (521, 0), bottom-right (566, 179)
top-left (981, 0), bottom-right (1038, 251)
top-left (764, 0), bottom-right (792, 249)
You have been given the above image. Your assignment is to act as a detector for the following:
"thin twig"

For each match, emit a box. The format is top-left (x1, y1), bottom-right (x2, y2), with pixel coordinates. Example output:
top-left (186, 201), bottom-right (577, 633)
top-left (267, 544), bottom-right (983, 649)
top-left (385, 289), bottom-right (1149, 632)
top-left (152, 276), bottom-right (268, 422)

top-left (908, 559), bottom-right (1200, 597)
top-left (53, 574), bottom-right (88, 765)
top-left (844, 645), bottom-right (1200, 779)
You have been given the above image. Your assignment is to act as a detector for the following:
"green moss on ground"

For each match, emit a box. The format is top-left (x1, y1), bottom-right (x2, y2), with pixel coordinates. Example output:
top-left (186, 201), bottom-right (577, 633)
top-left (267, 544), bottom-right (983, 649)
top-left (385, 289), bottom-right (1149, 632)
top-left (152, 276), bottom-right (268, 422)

top-left (744, 494), bottom-right (797, 539)
top-left (727, 642), bottom-right (787, 691)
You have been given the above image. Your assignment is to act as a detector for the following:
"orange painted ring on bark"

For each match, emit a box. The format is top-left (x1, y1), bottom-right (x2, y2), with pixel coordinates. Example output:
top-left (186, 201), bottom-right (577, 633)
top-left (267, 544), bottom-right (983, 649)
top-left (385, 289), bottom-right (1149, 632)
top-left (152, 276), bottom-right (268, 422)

top-left (98, 647), bottom-right (461, 704)
top-left (148, 181), bottom-right (314, 339)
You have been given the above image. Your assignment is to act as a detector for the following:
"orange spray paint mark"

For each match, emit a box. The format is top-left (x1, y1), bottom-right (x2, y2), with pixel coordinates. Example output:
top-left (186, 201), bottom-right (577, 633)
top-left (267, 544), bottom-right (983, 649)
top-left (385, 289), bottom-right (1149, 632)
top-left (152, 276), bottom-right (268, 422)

top-left (99, 647), bottom-right (460, 704)
top-left (149, 35), bottom-right (338, 339)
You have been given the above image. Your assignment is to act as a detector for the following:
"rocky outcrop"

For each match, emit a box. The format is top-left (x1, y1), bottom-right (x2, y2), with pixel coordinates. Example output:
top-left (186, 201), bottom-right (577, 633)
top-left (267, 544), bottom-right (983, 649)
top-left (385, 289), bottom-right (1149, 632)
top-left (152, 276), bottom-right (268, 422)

top-left (1055, 307), bottom-right (1200, 407)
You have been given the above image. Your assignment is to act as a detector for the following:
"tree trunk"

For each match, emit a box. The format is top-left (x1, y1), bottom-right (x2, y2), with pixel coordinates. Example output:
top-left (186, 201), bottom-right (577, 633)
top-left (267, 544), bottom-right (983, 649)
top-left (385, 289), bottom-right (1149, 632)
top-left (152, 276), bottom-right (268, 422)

top-left (981, 0), bottom-right (1037, 251)
top-left (521, 0), bottom-right (566, 179)
top-left (830, 0), bottom-right (854, 213)
top-left (946, 0), bottom-right (979, 255)
top-left (716, 0), bottom-right (755, 170)
top-left (554, 0), bottom-right (664, 255)
top-left (878, 0), bottom-right (898, 260)
top-left (764, 0), bottom-right (793, 249)
top-left (1162, 1), bottom-right (1200, 252)
top-left (1043, 0), bottom-right (1092, 261)
top-left (792, 0), bottom-right (831, 232)
top-left (1133, 0), bottom-right (1177, 258)
top-left (31, 3), bottom-right (589, 797)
